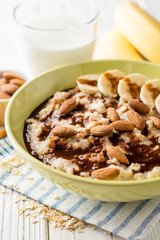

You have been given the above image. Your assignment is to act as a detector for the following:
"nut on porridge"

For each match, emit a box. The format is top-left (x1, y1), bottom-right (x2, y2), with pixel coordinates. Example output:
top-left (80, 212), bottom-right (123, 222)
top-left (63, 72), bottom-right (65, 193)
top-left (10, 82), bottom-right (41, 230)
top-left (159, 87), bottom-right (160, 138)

top-left (24, 70), bottom-right (160, 181)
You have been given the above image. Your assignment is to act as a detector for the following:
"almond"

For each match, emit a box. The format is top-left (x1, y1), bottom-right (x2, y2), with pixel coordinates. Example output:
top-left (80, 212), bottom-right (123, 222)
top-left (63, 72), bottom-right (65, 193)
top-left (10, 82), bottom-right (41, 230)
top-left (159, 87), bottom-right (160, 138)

top-left (10, 78), bottom-right (25, 87)
top-left (52, 126), bottom-right (76, 138)
top-left (0, 78), bottom-right (7, 87)
top-left (2, 72), bottom-right (24, 81)
top-left (128, 99), bottom-right (150, 114)
top-left (106, 145), bottom-right (129, 164)
top-left (110, 120), bottom-right (134, 131)
top-left (107, 107), bottom-right (120, 122)
top-left (0, 91), bottom-right (11, 99)
top-left (86, 121), bottom-right (102, 130)
top-left (0, 129), bottom-right (7, 139)
top-left (127, 109), bottom-right (145, 130)
top-left (1, 83), bottom-right (19, 95)
top-left (90, 125), bottom-right (113, 136)
top-left (92, 167), bottom-right (120, 179)
top-left (59, 97), bottom-right (76, 116)
top-left (148, 116), bottom-right (160, 129)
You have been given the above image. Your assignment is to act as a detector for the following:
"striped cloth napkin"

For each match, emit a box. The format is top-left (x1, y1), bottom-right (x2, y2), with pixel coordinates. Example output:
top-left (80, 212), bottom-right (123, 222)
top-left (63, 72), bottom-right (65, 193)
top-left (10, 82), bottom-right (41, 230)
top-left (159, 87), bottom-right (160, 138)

top-left (0, 137), bottom-right (160, 240)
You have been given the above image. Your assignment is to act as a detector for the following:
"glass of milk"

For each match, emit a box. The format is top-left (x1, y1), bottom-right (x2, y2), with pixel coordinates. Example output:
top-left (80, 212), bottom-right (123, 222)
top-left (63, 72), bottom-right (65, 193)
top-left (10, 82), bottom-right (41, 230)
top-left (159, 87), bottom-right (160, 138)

top-left (13, 0), bottom-right (98, 76)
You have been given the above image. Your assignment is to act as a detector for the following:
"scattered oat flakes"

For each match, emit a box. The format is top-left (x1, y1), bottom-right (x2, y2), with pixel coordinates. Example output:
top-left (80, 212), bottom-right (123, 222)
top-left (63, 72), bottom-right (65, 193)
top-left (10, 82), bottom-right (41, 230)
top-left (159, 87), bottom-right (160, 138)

top-left (12, 184), bottom-right (19, 190)
top-left (25, 211), bottom-right (30, 216)
top-left (18, 202), bottom-right (85, 232)
top-left (0, 151), bottom-right (25, 172)
top-left (32, 219), bottom-right (38, 224)
top-left (27, 166), bottom-right (32, 170)
top-left (53, 195), bottom-right (60, 200)
top-left (11, 167), bottom-right (23, 175)
top-left (26, 176), bottom-right (34, 180)
top-left (90, 225), bottom-right (97, 231)
top-left (0, 188), bottom-right (9, 194)
top-left (14, 196), bottom-right (28, 203)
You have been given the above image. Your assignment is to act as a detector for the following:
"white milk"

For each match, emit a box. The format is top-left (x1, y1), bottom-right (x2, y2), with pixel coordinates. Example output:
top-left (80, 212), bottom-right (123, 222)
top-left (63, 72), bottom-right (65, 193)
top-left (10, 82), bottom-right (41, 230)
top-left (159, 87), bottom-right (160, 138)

top-left (21, 16), bottom-right (96, 76)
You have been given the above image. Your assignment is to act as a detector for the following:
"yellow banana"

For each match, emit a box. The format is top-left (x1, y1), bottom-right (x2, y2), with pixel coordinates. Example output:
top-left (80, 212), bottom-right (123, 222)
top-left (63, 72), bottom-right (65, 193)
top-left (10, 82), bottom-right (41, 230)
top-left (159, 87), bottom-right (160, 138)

top-left (98, 28), bottom-right (143, 60)
top-left (115, 1), bottom-right (160, 63)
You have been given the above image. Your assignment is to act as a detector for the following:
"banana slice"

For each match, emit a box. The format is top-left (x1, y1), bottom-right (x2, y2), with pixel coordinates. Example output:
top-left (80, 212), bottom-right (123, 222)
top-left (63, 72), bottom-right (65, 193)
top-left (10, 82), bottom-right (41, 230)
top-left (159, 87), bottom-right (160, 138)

top-left (76, 74), bottom-right (99, 94)
top-left (118, 73), bottom-right (148, 101)
top-left (155, 94), bottom-right (160, 113)
top-left (140, 79), bottom-right (160, 108)
top-left (98, 69), bottom-right (125, 98)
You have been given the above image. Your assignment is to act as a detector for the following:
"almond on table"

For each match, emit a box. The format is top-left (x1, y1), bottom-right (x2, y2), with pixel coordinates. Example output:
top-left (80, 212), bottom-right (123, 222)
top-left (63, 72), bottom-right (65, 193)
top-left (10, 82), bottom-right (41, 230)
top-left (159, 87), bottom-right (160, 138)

top-left (23, 69), bottom-right (160, 181)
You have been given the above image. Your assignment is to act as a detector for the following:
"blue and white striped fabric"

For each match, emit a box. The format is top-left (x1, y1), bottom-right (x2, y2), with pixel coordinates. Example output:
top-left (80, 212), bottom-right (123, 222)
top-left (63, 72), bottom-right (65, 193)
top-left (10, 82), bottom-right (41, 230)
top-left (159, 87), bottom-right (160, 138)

top-left (1, 137), bottom-right (160, 240)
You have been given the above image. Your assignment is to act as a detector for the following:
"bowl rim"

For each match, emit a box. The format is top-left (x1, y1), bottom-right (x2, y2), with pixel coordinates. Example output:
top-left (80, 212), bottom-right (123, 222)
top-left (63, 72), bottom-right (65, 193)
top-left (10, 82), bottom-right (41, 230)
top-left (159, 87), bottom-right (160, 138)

top-left (5, 59), bottom-right (160, 187)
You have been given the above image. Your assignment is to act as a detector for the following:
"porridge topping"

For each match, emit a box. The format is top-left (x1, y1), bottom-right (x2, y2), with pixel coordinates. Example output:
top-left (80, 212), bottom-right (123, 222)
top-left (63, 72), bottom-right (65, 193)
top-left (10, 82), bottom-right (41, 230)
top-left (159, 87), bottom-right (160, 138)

top-left (90, 125), bottom-right (113, 137)
top-left (107, 107), bottom-right (120, 122)
top-left (126, 109), bottom-right (146, 130)
top-left (24, 69), bottom-right (160, 181)
top-left (59, 97), bottom-right (77, 116)
top-left (148, 116), bottom-right (160, 129)
top-left (106, 145), bottom-right (129, 164)
top-left (91, 167), bottom-right (120, 180)
top-left (124, 77), bottom-right (141, 99)
top-left (146, 83), bottom-right (160, 100)
top-left (128, 99), bottom-right (150, 114)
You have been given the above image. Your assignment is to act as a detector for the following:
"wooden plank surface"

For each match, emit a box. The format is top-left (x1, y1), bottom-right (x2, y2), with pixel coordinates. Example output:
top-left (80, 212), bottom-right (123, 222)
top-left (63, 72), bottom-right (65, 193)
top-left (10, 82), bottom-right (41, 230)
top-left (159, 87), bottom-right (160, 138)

top-left (0, 186), bottom-right (125, 240)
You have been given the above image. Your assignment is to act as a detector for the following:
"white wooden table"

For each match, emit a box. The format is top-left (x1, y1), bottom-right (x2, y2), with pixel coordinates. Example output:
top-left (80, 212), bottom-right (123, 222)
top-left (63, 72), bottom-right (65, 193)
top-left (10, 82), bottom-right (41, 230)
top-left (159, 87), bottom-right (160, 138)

top-left (0, 0), bottom-right (159, 239)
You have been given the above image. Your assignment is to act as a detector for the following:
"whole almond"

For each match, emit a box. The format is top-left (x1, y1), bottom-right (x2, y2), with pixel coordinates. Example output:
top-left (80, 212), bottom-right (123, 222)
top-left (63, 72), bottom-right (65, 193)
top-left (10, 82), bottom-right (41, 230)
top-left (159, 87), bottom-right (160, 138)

top-left (107, 107), bottom-right (120, 122)
top-left (106, 145), bottom-right (129, 164)
top-left (127, 109), bottom-right (145, 130)
top-left (0, 91), bottom-right (11, 99)
top-left (92, 167), bottom-right (120, 179)
top-left (0, 78), bottom-right (7, 87)
top-left (59, 97), bottom-right (76, 116)
top-left (90, 125), bottom-right (113, 136)
top-left (52, 126), bottom-right (76, 137)
top-left (110, 120), bottom-right (134, 131)
top-left (2, 72), bottom-right (24, 81)
top-left (10, 78), bottom-right (25, 87)
top-left (1, 83), bottom-right (19, 95)
top-left (148, 116), bottom-right (160, 129)
top-left (86, 121), bottom-right (102, 130)
top-left (128, 99), bottom-right (150, 114)
top-left (0, 129), bottom-right (7, 139)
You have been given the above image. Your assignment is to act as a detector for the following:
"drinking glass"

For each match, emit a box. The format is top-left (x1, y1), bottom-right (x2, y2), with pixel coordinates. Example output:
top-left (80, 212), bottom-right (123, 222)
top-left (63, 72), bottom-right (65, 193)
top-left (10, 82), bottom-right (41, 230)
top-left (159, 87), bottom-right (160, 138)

top-left (13, 0), bottom-right (98, 76)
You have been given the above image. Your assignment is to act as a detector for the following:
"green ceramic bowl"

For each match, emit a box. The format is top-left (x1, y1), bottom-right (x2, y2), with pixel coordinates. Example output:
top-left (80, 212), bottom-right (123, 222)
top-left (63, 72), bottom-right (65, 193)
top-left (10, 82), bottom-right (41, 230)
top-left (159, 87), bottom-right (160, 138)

top-left (5, 60), bottom-right (160, 202)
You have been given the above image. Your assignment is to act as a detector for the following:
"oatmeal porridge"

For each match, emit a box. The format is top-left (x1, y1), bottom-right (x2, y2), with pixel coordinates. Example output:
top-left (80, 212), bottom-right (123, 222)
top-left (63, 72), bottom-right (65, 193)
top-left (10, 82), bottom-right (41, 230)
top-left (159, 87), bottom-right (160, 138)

top-left (24, 69), bottom-right (160, 181)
